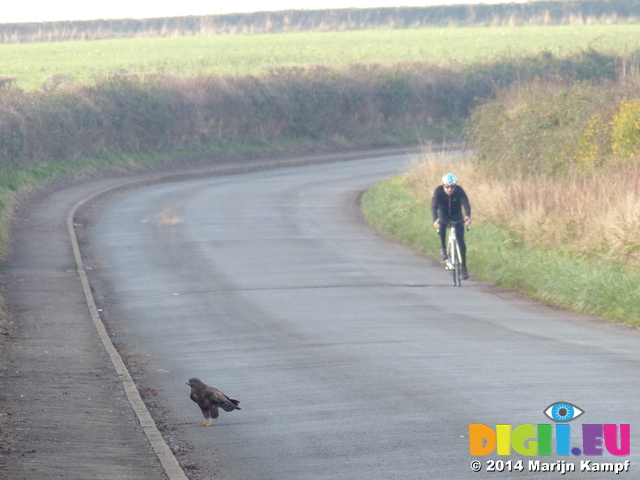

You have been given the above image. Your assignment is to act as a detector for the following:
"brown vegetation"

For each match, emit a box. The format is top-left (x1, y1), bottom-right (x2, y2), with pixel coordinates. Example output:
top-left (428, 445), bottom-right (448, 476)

top-left (405, 155), bottom-right (640, 268)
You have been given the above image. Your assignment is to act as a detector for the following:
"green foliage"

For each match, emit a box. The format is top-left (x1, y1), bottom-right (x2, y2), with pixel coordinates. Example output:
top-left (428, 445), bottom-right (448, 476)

top-left (474, 49), bottom-right (623, 88)
top-left (611, 99), bottom-right (640, 157)
top-left (0, 111), bottom-right (24, 167)
top-left (571, 111), bottom-right (615, 169)
top-left (466, 79), bottom-right (626, 175)
top-left (376, 73), bottom-right (412, 119)
top-left (468, 69), bottom-right (640, 177)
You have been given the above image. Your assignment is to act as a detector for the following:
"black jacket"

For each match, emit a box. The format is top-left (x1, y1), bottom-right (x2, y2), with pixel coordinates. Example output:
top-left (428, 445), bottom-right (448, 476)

top-left (431, 185), bottom-right (471, 221)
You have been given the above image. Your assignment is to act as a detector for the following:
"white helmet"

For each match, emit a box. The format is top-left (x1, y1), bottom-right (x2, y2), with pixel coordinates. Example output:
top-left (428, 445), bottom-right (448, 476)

top-left (442, 173), bottom-right (457, 186)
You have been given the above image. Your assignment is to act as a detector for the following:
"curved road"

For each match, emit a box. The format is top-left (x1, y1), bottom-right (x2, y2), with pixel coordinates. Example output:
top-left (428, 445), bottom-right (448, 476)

top-left (86, 154), bottom-right (640, 479)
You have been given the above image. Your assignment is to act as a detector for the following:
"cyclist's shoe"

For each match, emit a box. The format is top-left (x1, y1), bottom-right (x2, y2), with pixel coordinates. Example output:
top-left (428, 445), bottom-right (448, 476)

top-left (461, 266), bottom-right (469, 280)
top-left (440, 248), bottom-right (447, 260)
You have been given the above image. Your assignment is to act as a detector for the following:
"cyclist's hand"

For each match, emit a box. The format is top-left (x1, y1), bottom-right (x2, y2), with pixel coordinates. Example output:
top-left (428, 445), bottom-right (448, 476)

top-left (433, 220), bottom-right (440, 229)
top-left (465, 217), bottom-right (472, 227)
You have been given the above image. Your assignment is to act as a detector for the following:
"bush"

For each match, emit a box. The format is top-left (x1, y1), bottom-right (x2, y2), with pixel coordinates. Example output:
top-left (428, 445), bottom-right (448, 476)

top-left (465, 78), bottom-right (634, 176)
top-left (611, 99), bottom-right (640, 157)
top-left (0, 63), bottom-right (488, 168)
top-left (571, 110), bottom-right (615, 170)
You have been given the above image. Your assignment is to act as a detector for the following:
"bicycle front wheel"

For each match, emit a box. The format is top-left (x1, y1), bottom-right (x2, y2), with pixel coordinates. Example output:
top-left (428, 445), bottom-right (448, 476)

top-left (451, 241), bottom-right (462, 287)
top-left (453, 259), bottom-right (461, 286)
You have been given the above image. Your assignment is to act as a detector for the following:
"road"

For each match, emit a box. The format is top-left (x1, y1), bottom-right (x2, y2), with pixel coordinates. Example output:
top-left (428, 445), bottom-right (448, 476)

top-left (85, 154), bottom-right (640, 479)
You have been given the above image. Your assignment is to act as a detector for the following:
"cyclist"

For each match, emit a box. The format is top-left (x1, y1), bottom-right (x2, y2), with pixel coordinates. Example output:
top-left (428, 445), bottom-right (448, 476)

top-left (431, 173), bottom-right (472, 279)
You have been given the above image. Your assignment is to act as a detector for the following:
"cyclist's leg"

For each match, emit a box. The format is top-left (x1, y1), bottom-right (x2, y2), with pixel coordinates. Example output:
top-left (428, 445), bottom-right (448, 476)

top-left (437, 211), bottom-right (449, 252)
top-left (439, 226), bottom-right (447, 251)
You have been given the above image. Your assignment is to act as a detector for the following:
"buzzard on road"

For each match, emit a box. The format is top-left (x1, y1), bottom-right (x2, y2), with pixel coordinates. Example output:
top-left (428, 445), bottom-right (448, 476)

top-left (186, 378), bottom-right (241, 426)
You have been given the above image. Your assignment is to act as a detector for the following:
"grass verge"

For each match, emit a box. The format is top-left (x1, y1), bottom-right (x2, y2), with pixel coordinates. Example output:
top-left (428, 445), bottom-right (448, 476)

top-left (361, 175), bottom-right (640, 327)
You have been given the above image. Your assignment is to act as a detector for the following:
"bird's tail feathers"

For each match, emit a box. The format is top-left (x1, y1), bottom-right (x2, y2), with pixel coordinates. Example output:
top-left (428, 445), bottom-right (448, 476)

top-left (221, 405), bottom-right (241, 411)
top-left (221, 398), bottom-right (241, 411)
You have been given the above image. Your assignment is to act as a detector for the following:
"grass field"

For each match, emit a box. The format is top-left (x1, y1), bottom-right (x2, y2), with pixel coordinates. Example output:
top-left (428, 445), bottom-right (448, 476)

top-left (2, 24), bottom-right (640, 90)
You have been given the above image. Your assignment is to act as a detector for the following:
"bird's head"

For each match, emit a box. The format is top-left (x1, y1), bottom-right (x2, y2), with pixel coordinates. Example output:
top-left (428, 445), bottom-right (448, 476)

top-left (187, 378), bottom-right (201, 387)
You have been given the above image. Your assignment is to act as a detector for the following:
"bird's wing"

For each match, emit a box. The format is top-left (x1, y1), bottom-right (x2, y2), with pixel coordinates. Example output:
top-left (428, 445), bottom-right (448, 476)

top-left (203, 387), bottom-right (227, 403)
top-left (204, 387), bottom-right (240, 408)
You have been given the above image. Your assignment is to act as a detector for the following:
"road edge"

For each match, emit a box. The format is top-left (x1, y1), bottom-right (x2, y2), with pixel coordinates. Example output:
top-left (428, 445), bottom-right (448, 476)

top-left (68, 195), bottom-right (189, 480)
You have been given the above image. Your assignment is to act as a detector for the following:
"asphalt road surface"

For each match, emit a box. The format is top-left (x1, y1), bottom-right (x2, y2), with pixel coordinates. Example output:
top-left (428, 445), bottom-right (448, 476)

top-left (86, 154), bottom-right (640, 479)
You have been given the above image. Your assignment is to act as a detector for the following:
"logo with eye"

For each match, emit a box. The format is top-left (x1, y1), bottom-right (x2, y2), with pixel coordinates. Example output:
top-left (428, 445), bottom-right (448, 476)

top-left (543, 402), bottom-right (585, 422)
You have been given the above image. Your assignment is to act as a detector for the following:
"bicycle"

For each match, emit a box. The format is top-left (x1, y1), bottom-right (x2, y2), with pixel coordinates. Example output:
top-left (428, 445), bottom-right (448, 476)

top-left (439, 220), bottom-right (467, 287)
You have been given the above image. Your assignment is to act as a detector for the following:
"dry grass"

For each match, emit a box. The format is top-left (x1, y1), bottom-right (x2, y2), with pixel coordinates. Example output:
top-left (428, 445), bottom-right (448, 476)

top-left (403, 148), bottom-right (640, 268)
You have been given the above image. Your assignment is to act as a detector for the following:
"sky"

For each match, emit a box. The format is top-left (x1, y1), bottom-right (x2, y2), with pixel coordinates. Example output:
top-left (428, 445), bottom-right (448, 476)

top-left (2, 0), bottom-right (519, 24)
